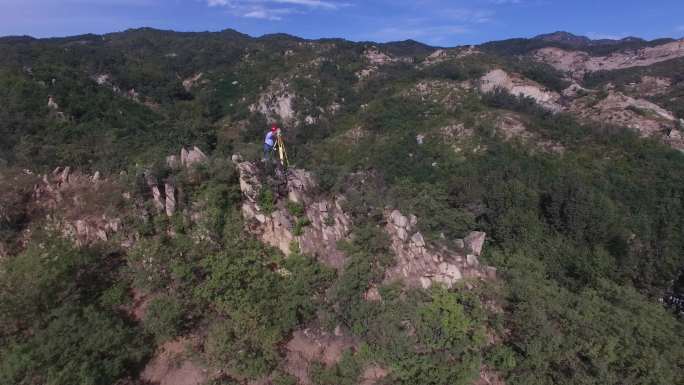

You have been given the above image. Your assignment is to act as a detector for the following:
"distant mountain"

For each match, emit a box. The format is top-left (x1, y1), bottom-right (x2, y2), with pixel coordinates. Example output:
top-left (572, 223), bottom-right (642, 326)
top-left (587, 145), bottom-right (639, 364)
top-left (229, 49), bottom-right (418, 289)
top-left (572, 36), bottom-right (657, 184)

top-left (533, 31), bottom-right (593, 46)
top-left (533, 31), bottom-right (649, 47)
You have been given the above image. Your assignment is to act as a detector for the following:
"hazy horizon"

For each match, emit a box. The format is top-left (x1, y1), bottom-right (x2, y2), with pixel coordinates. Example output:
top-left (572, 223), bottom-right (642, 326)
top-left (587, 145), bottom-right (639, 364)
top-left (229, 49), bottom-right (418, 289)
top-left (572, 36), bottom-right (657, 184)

top-left (1, 1), bottom-right (683, 46)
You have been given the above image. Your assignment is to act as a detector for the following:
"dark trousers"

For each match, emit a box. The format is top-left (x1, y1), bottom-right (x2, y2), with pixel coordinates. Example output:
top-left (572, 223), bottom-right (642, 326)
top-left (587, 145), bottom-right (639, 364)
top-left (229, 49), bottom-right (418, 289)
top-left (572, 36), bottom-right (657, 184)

top-left (263, 143), bottom-right (274, 158)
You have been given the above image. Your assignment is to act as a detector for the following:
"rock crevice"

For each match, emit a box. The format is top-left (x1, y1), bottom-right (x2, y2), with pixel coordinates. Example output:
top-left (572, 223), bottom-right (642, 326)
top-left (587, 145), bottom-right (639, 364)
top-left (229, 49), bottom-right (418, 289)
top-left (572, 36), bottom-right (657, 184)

top-left (383, 209), bottom-right (495, 289)
top-left (235, 159), bottom-right (352, 269)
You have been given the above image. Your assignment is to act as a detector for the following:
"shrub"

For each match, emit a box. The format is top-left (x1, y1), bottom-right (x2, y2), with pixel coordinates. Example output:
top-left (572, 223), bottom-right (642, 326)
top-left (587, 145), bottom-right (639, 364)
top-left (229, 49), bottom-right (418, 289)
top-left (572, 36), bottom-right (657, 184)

top-left (143, 294), bottom-right (185, 343)
top-left (286, 201), bottom-right (305, 217)
top-left (0, 305), bottom-right (149, 385)
top-left (258, 187), bottom-right (276, 215)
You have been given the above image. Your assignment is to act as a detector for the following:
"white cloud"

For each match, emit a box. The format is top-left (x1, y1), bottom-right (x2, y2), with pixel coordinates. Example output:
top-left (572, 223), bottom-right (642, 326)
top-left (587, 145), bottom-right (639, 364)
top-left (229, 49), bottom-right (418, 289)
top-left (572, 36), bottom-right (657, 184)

top-left (444, 8), bottom-right (494, 23)
top-left (243, 6), bottom-right (294, 20)
top-left (206, 0), bottom-right (348, 21)
top-left (586, 32), bottom-right (628, 40)
top-left (270, 0), bottom-right (341, 9)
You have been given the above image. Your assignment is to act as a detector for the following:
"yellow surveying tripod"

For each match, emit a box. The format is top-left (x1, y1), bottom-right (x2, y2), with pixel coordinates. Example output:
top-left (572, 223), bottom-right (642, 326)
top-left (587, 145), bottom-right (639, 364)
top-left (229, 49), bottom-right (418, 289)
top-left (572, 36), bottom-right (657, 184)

top-left (274, 129), bottom-right (289, 169)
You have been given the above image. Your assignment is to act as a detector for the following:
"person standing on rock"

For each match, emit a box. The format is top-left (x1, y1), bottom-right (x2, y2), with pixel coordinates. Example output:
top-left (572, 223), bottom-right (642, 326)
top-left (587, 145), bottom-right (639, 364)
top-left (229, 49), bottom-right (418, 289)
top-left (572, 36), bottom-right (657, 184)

top-left (263, 124), bottom-right (278, 161)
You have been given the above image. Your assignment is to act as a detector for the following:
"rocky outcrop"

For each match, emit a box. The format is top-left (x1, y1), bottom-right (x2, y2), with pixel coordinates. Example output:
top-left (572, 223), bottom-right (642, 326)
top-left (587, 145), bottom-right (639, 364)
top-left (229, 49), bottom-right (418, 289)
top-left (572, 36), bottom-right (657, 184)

top-left (164, 183), bottom-right (177, 217)
top-left (180, 146), bottom-right (208, 168)
top-left (47, 96), bottom-right (59, 109)
top-left (360, 365), bottom-right (390, 385)
top-left (479, 69), bottom-right (563, 112)
top-left (285, 327), bottom-right (357, 385)
top-left (625, 76), bottom-right (672, 97)
top-left (383, 209), bottom-right (495, 289)
top-left (364, 47), bottom-right (394, 65)
top-left (421, 46), bottom-right (480, 66)
top-left (145, 173), bottom-right (178, 218)
top-left (182, 73), bottom-right (204, 92)
top-left (494, 113), bottom-right (565, 153)
top-left (234, 158), bottom-right (352, 269)
top-left (570, 91), bottom-right (677, 138)
top-left (409, 80), bottom-right (473, 109)
top-left (533, 39), bottom-right (684, 78)
top-left (250, 79), bottom-right (296, 123)
top-left (32, 167), bottom-right (127, 246)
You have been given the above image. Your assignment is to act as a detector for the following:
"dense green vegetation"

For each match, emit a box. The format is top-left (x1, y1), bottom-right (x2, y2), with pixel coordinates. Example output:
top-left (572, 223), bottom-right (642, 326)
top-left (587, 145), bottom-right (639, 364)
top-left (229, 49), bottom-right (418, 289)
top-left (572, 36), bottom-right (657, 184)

top-left (0, 28), bottom-right (683, 385)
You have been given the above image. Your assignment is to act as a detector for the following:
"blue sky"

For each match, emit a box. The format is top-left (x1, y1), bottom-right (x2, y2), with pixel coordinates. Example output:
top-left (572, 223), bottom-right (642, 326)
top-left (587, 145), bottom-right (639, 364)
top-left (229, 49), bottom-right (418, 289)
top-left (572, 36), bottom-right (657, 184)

top-left (1, 0), bottom-right (683, 46)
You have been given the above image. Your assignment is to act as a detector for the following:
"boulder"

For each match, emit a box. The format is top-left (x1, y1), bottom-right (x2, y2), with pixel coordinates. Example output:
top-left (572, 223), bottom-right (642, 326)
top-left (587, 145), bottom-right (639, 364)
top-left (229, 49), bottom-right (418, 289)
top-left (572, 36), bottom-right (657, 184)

top-left (389, 210), bottom-right (409, 228)
top-left (166, 155), bottom-right (180, 169)
top-left (180, 148), bottom-right (189, 166)
top-left (363, 286), bottom-right (382, 302)
top-left (464, 231), bottom-right (486, 256)
top-left (184, 146), bottom-right (208, 167)
top-left (151, 185), bottom-right (164, 212)
top-left (59, 167), bottom-right (71, 184)
top-left (410, 232), bottom-right (426, 248)
top-left (164, 183), bottom-right (176, 217)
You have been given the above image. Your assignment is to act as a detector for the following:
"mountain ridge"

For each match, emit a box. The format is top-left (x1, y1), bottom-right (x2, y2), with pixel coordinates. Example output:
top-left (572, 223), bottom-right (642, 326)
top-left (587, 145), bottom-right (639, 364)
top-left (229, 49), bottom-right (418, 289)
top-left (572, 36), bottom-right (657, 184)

top-left (1, 25), bottom-right (683, 385)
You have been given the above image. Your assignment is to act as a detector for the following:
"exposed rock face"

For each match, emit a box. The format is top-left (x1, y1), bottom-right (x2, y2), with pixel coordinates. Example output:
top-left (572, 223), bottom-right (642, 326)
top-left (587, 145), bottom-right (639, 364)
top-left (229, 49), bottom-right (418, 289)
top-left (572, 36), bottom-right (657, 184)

top-left (183, 146), bottom-right (208, 168)
top-left (479, 69), bottom-right (563, 112)
top-left (250, 79), bottom-right (296, 123)
top-left (182, 72), bottom-right (204, 91)
top-left (47, 96), bottom-right (59, 109)
top-left (31, 168), bottom-right (126, 246)
top-left (409, 80), bottom-right (472, 109)
top-left (141, 337), bottom-right (206, 385)
top-left (164, 182), bottom-right (177, 217)
top-left (360, 365), bottom-right (390, 385)
top-left (424, 49), bottom-right (448, 65)
top-left (166, 155), bottom-right (180, 169)
top-left (364, 47), bottom-right (394, 65)
top-left (234, 158), bottom-right (352, 269)
top-left (465, 231), bottom-right (486, 256)
top-left (562, 82), bottom-right (591, 98)
top-left (570, 91), bottom-right (677, 138)
top-left (92, 73), bottom-right (111, 86)
top-left (422, 46), bottom-right (480, 67)
top-left (285, 327), bottom-right (357, 385)
top-left (533, 39), bottom-right (684, 77)
top-left (625, 76), bottom-right (673, 96)
top-left (383, 209), bottom-right (495, 289)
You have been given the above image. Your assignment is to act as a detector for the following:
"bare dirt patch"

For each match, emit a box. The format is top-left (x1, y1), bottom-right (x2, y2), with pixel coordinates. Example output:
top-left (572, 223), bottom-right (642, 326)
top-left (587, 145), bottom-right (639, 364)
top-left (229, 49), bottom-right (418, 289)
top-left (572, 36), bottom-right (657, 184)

top-left (141, 337), bottom-right (207, 385)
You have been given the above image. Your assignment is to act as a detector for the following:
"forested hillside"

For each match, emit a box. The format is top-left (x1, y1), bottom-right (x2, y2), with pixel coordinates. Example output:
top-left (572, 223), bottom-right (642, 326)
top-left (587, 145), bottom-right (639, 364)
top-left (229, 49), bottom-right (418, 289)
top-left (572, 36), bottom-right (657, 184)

top-left (0, 29), bottom-right (683, 385)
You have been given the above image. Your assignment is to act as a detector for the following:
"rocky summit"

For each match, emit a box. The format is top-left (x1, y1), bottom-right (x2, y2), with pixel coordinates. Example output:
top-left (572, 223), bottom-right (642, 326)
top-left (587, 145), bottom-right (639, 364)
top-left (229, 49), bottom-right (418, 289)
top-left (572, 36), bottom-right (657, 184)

top-left (1, 28), bottom-right (683, 385)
